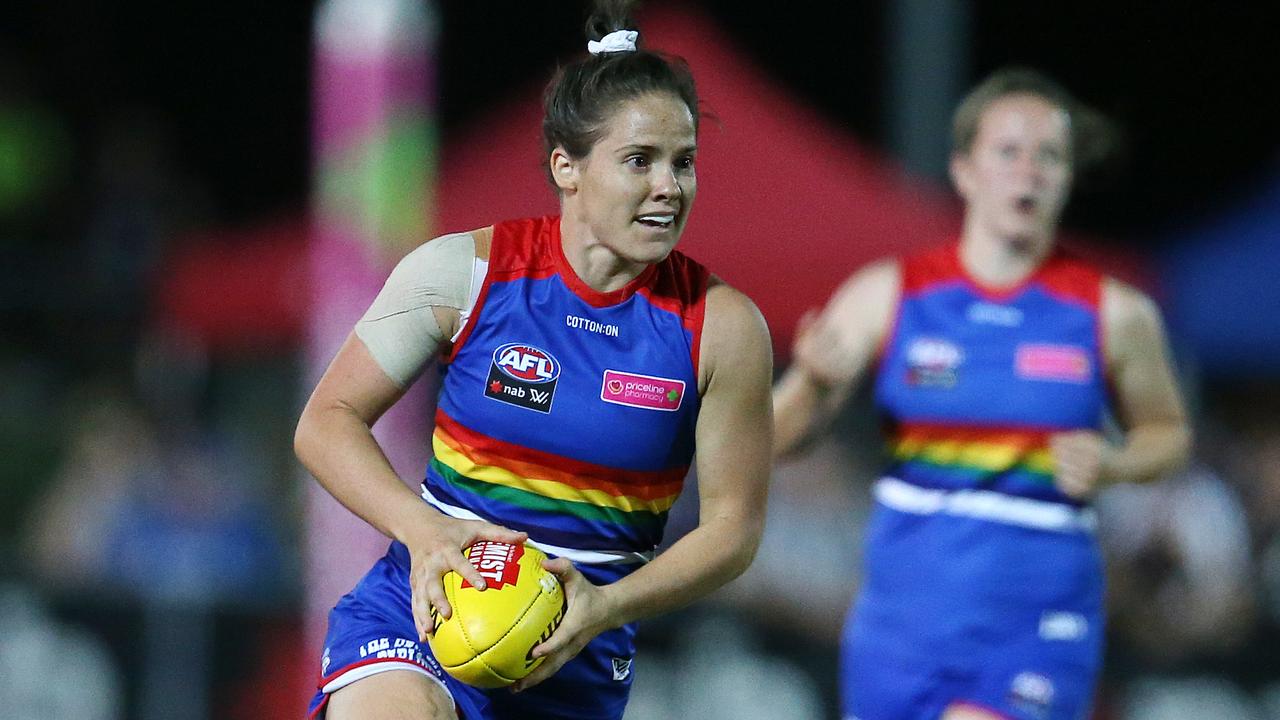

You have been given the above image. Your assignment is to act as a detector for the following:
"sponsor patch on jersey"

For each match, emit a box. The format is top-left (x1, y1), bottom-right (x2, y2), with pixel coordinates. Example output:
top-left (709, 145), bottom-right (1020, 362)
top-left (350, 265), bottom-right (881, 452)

top-left (461, 541), bottom-right (524, 590)
top-left (967, 301), bottom-right (1024, 327)
top-left (485, 342), bottom-right (560, 413)
top-left (601, 370), bottom-right (685, 411)
top-left (565, 314), bottom-right (620, 337)
top-left (905, 337), bottom-right (963, 388)
top-left (1015, 343), bottom-right (1092, 383)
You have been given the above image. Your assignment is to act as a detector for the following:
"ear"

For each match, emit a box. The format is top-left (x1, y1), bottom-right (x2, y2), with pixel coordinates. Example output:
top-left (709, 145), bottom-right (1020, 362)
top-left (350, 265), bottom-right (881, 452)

top-left (550, 146), bottom-right (580, 193)
top-left (949, 152), bottom-right (972, 201)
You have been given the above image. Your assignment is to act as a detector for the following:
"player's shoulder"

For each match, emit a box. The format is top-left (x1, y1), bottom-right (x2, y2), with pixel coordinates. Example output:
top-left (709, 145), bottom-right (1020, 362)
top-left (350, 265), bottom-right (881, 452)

top-left (705, 276), bottom-right (768, 337)
top-left (401, 227), bottom-right (488, 261)
top-left (700, 277), bottom-right (772, 383)
top-left (379, 231), bottom-right (478, 288)
top-left (848, 256), bottom-right (902, 290)
top-left (1102, 275), bottom-right (1163, 331)
top-left (829, 256), bottom-right (901, 312)
top-left (703, 278), bottom-right (771, 360)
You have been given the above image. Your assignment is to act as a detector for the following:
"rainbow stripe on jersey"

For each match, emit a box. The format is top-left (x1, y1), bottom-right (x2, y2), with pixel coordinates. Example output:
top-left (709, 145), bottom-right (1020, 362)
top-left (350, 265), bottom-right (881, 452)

top-left (424, 217), bottom-right (707, 563)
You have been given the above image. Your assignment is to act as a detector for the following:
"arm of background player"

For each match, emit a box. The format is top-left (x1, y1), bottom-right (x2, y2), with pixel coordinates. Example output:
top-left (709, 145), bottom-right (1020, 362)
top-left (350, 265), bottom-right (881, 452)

top-left (1051, 279), bottom-right (1192, 497)
top-left (293, 231), bottom-right (526, 641)
top-left (772, 259), bottom-right (899, 458)
top-left (516, 282), bottom-right (773, 691)
top-left (1098, 279), bottom-right (1192, 483)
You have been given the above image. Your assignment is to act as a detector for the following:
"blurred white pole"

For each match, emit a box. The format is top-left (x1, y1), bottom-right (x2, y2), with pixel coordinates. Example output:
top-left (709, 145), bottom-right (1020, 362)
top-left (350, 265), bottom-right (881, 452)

top-left (306, 0), bottom-right (437, 687)
top-left (887, 0), bottom-right (970, 180)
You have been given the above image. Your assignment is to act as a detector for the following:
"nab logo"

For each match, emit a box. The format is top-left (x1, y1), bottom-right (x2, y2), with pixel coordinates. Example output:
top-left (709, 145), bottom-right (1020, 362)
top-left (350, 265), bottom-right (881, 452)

top-left (485, 342), bottom-right (561, 413)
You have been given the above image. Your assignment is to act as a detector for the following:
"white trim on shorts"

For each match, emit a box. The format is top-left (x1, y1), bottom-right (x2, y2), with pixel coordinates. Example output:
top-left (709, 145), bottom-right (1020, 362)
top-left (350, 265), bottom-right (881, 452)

top-left (321, 659), bottom-right (455, 709)
top-left (420, 484), bottom-right (657, 565)
top-left (874, 477), bottom-right (1097, 534)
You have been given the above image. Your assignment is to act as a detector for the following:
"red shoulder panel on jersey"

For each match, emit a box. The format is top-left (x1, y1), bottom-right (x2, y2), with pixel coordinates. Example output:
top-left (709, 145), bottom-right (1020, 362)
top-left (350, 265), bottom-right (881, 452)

top-left (1036, 252), bottom-right (1103, 311)
top-left (900, 243), bottom-right (962, 295)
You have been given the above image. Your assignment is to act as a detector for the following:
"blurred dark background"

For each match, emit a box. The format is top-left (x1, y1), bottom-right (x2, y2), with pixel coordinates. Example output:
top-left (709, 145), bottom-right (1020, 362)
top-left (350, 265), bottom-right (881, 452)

top-left (6, 2), bottom-right (1279, 233)
top-left (3, 2), bottom-right (1280, 719)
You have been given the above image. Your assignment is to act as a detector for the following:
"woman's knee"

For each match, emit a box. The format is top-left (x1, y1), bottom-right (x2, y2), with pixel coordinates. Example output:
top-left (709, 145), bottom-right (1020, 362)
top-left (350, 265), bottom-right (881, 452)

top-left (325, 668), bottom-right (456, 720)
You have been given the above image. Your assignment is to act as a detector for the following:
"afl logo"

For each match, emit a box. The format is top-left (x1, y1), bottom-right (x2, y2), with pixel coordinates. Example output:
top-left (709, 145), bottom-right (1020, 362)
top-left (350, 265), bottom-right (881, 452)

top-left (905, 337), bottom-right (963, 388)
top-left (906, 337), bottom-right (963, 370)
top-left (492, 343), bottom-right (560, 384)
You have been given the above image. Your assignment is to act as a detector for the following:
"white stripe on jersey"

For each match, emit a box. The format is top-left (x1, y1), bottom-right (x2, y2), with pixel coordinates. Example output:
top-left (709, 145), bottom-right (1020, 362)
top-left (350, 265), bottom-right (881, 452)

top-left (874, 477), bottom-right (1097, 533)
top-left (419, 484), bottom-right (656, 565)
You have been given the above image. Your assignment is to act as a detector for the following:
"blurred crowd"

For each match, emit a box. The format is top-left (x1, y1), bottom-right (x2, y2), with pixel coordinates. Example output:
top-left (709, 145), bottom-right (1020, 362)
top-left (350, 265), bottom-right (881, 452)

top-left (1, 50), bottom-right (304, 719)
top-left (4, 34), bottom-right (1280, 720)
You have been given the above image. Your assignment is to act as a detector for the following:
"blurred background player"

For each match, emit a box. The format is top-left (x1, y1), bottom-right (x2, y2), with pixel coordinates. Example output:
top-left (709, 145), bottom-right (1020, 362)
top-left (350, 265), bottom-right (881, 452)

top-left (293, 1), bottom-right (773, 718)
top-left (773, 68), bottom-right (1191, 720)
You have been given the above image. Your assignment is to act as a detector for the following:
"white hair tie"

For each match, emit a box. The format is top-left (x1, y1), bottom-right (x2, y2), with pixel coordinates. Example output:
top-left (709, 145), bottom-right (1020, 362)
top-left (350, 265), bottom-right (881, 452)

top-left (588, 29), bottom-right (638, 55)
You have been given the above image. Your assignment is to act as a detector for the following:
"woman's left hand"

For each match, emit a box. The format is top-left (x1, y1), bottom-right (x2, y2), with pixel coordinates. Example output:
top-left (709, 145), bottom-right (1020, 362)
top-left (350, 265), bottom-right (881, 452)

top-left (1050, 430), bottom-right (1115, 499)
top-left (510, 557), bottom-right (615, 692)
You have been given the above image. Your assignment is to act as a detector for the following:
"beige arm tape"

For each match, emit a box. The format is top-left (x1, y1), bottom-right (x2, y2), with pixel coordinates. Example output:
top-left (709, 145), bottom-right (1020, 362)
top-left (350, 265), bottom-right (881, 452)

top-left (355, 231), bottom-right (476, 388)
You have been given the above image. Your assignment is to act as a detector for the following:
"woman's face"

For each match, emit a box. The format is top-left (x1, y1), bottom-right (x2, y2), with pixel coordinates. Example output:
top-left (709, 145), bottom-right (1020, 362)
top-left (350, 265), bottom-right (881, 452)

top-left (554, 92), bottom-right (697, 266)
top-left (951, 93), bottom-right (1073, 246)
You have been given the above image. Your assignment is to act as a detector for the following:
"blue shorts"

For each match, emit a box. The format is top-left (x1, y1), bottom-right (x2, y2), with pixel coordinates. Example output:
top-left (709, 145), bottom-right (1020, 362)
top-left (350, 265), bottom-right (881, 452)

top-left (307, 542), bottom-right (637, 720)
top-left (841, 503), bottom-right (1105, 720)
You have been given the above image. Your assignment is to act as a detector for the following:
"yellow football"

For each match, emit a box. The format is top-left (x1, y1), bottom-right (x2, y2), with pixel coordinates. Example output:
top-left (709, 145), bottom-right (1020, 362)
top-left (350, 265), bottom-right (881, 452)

top-left (427, 541), bottom-right (566, 688)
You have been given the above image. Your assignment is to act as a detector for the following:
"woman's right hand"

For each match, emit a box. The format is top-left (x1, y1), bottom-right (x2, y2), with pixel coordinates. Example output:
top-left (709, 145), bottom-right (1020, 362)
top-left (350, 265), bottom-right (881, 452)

top-left (403, 513), bottom-right (528, 642)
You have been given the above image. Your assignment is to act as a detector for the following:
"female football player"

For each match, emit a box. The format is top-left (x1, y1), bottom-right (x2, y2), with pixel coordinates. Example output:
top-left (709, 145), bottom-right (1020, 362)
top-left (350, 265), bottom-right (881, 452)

top-left (296, 1), bottom-right (772, 718)
top-left (773, 68), bottom-right (1190, 720)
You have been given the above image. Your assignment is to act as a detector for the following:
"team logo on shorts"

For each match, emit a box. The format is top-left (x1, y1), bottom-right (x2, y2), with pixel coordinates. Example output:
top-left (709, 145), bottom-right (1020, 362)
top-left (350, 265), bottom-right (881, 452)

top-left (611, 656), bottom-right (633, 681)
top-left (1008, 671), bottom-right (1055, 717)
top-left (485, 342), bottom-right (560, 413)
top-left (1039, 610), bottom-right (1088, 641)
top-left (905, 337), bottom-right (963, 388)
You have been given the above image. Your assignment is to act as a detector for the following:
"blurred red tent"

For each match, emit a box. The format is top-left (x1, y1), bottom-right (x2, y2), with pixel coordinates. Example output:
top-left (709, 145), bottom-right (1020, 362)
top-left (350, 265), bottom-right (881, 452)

top-left (154, 217), bottom-right (309, 356)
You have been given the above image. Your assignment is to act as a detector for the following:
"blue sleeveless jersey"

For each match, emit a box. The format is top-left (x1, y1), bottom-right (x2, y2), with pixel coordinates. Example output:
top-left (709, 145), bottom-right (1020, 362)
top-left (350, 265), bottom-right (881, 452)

top-left (427, 215), bottom-right (708, 562)
top-left (876, 244), bottom-right (1109, 503)
top-left (844, 244), bottom-right (1112, 720)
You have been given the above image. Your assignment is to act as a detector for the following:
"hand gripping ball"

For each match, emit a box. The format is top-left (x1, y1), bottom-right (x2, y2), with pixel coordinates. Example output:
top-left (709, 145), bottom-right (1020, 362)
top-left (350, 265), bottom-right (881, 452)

top-left (427, 541), bottom-right (566, 688)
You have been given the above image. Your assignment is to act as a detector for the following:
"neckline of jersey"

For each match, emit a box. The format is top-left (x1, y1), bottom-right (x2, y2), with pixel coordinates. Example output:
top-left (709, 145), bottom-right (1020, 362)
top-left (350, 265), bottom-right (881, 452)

top-left (950, 241), bottom-right (1058, 302)
top-left (548, 216), bottom-right (658, 307)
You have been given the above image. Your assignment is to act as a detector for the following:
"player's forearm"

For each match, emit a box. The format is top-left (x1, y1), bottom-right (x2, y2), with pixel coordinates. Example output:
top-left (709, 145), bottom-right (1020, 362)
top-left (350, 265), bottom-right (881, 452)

top-left (598, 513), bottom-right (762, 628)
top-left (1103, 422), bottom-right (1191, 485)
top-left (772, 369), bottom-right (836, 459)
top-left (294, 403), bottom-right (436, 542)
